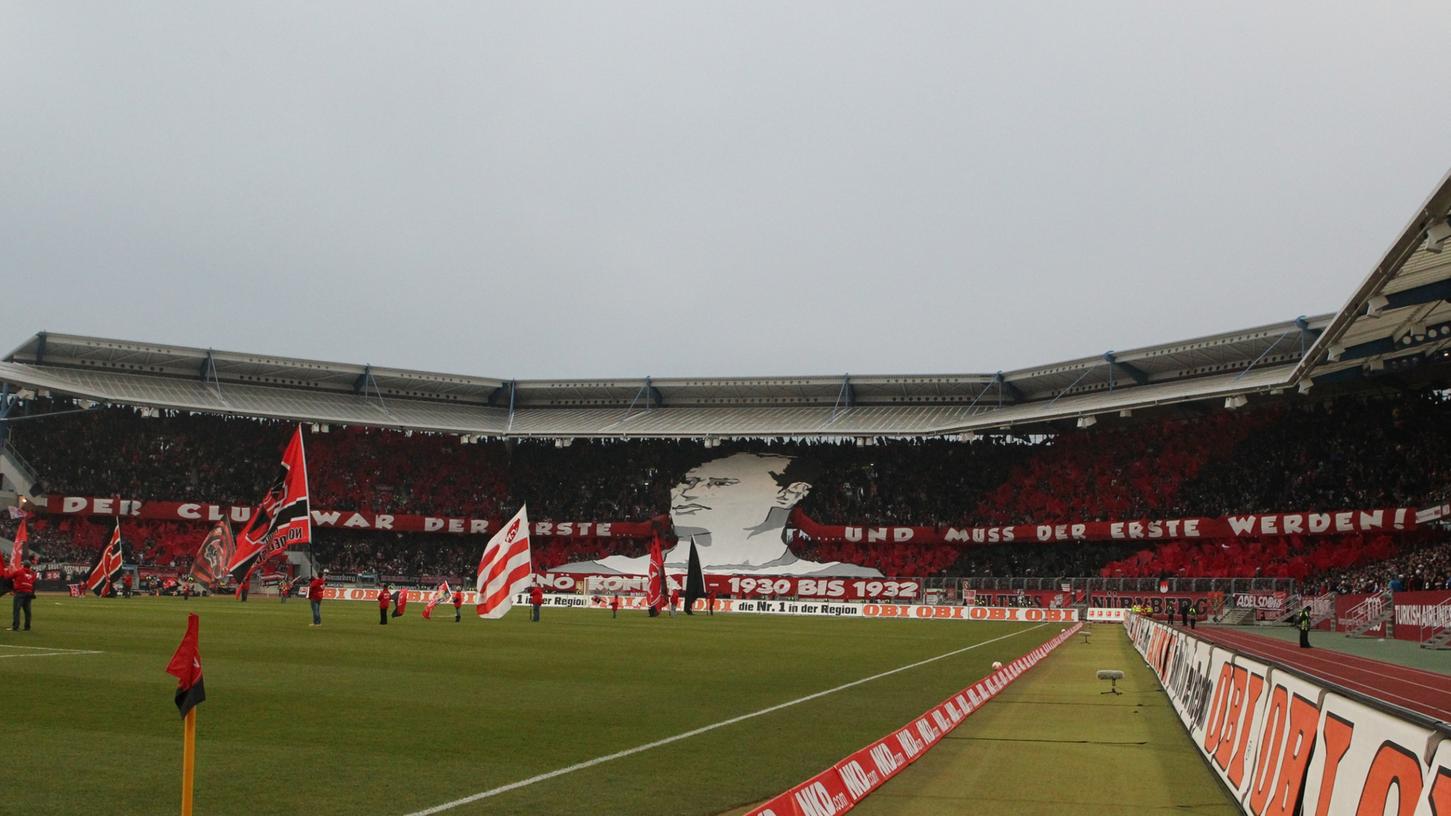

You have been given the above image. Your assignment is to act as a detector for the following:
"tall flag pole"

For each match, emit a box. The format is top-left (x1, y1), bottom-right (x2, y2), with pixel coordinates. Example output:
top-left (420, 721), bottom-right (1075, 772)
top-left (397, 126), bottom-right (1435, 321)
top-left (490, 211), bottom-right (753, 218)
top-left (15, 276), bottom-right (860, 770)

top-left (683, 536), bottom-right (706, 615)
top-left (226, 425), bottom-right (312, 589)
top-left (165, 612), bottom-right (206, 816)
top-left (646, 533), bottom-right (666, 617)
top-left (475, 506), bottom-right (533, 619)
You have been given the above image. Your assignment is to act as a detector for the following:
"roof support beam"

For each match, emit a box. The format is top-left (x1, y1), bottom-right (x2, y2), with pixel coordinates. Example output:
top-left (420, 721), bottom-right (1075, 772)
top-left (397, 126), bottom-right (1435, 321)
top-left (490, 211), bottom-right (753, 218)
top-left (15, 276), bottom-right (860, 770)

top-left (1294, 316), bottom-right (1320, 357)
top-left (34, 332), bottom-right (47, 366)
top-left (1103, 352), bottom-right (1148, 387)
top-left (831, 374), bottom-right (854, 420)
top-left (353, 364), bottom-right (374, 395)
top-left (994, 371), bottom-right (1023, 405)
top-left (1362, 279), bottom-right (1451, 316)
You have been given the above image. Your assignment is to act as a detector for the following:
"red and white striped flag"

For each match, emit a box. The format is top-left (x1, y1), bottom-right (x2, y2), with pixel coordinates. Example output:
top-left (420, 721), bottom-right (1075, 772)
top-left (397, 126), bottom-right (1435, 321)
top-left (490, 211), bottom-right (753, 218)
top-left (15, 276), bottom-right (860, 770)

top-left (422, 580), bottom-right (452, 620)
top-left (476, 506), bottom-right (532, 620)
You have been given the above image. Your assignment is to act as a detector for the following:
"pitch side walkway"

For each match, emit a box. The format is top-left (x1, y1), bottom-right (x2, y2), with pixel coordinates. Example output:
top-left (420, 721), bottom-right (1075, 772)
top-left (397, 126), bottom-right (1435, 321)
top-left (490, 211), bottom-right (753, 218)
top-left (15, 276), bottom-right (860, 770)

top-left (1202, 622), bottom-right (1451, 675)
top-left (1191, 625), bottom-right (1451, 721)
top-left (851, 625), bottom-right (1237, 815)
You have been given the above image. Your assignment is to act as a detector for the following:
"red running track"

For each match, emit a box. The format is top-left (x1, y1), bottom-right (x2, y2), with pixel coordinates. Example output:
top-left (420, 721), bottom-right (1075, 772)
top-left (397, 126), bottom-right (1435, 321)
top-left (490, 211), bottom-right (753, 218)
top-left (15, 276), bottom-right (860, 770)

top-left (1192, 626), bottom-right (1451, 722)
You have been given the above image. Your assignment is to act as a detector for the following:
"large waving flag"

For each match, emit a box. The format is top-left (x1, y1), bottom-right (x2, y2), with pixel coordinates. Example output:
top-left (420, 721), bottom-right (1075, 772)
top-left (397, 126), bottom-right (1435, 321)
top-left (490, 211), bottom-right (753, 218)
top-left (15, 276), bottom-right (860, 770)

top-left (683, 536), bottom-right (706, 615)
top-left (86, 520), bottom-right (124, 596)
top-left (475, 506), bottom-right (532, 620)
top-left (646, 533), bottom-right (667, 616)
top-left (421, 580), bottom-right (451, 620)
top-left (227, 425), bottom-right (311, 578)
top-left (189, 519), bottom-right (236, 589)
top-left (9, 517), bottom-right (27, 570)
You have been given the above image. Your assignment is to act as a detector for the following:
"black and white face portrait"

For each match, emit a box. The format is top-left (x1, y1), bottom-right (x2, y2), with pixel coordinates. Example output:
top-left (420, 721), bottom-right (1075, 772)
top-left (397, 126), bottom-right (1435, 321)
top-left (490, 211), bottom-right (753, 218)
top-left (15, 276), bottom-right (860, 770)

top-left (554, 451), bottom-right (879, 577)
top-left (669, 452), bottom-right (810, 551)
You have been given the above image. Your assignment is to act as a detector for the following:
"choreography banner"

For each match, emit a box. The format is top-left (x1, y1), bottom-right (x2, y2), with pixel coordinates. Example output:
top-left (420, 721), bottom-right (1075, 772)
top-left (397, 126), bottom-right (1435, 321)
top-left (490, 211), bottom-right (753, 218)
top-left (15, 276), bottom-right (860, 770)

top-left (533, 572), bottom-right (922, 601)
top-left (788, 506), bottom-right (1422, 546)
top-left (38, 496), bottom-right (656, 539)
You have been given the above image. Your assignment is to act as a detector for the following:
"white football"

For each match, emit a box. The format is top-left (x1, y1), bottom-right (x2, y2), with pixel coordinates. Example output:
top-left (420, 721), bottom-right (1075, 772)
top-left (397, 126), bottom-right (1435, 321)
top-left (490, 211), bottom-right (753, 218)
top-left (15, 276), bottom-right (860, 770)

top-left (991, 661), bottom-right (1003, 670)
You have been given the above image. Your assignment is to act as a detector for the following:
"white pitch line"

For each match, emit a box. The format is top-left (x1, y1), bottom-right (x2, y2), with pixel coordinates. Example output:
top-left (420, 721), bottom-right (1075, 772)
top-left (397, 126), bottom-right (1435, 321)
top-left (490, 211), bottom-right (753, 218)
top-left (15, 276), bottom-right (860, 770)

top-left (0, 651), bottom-right (103, 659)
top-left (0, 641), bottom-right (102, 653)
top-left (402, 624), bottom-right (1047, 816)
top-left (0, 644), bottom-right (104, 658)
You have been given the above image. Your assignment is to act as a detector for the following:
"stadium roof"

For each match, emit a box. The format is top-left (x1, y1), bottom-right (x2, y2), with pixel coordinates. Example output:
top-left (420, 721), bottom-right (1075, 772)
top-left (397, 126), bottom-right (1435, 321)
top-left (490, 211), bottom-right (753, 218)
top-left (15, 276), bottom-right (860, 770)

top-left (3, 170), bottom-right (1449, 439)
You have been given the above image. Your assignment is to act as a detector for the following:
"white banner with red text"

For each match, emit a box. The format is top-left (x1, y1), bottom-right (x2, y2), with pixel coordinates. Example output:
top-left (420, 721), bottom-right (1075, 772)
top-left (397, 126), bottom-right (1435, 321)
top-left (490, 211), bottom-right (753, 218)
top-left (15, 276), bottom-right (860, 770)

top-left (1127, 613), bottom-right (1451, 815)
top-left (744, 624), bottom-right (1082, 816)
top-left (38, 495), bottom-right (1436, 547)
top-left (38, 496), bottom-right (656, 538)
top-left (789, 506), bottom-right (1422, 545)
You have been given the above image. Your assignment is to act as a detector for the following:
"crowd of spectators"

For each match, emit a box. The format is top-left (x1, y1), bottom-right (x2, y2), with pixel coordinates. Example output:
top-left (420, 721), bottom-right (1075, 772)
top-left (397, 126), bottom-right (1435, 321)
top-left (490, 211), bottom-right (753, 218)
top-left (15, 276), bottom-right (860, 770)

top-left (6, 391), bottom-right (1450, 585)
top-left (1308, 536), bottom-right (1451, 594)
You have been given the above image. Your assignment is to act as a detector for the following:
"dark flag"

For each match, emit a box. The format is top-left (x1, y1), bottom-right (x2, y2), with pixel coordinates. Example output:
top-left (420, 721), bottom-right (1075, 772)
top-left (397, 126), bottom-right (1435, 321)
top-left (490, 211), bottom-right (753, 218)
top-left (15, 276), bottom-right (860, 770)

top-left (86, 520), bottom-right (124, 596)
top-left (646, 533), bottom-right (666, 618)
top-left (189, 519), bottom-right (236, 590)
top-left (227, 425), bottom-right (312, 580)
top-left (391, 590), bottom-right (408, 618)
top-left (165, 613), bottom-right (206, 718)
top-left (683, 536), bottom-right (706, 615)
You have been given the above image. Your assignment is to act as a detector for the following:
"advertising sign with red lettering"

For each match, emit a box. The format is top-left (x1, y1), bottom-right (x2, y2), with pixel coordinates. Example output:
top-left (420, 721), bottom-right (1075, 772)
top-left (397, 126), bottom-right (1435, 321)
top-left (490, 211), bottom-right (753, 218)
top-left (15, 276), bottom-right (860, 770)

top-left (1127, 614), bottom-right (1451, 816)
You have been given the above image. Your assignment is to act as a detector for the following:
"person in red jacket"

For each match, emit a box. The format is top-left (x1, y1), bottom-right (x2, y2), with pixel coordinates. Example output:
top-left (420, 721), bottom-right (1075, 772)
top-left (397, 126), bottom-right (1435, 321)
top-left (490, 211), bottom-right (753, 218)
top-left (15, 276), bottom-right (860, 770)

top-left (378, 583), bottom-right (392, 626)
top-left (451, 587), bottom-right (463, 623)
top-left (307, 571), bottom-right (327, 627)
top-left (669, 588), bottom-right (681, 617)
top-left (610, 594), bottom-right (620, 619)
top-left (529, 584), bottom-right (543, 622)
top-left (8, 561), bottom-right (37, 631)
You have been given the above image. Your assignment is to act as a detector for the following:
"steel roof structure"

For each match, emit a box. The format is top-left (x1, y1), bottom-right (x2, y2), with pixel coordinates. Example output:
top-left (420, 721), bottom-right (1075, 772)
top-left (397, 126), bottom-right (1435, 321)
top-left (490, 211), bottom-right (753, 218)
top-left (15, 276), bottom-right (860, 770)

top-left (3, 170), bottom-right (1449, 439)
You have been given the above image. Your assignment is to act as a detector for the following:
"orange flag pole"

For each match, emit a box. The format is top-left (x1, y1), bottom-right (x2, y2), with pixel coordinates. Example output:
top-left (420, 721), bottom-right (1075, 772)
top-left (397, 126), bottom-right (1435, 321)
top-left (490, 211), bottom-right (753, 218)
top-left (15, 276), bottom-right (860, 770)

top-left (181, 707), bottom-right (196, 816)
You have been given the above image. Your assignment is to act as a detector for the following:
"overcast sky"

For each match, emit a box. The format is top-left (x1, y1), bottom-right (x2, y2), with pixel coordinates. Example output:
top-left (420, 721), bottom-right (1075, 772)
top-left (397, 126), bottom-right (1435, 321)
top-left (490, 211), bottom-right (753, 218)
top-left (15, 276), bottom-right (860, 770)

top-left (4, 2), bottom-right (1450, 380)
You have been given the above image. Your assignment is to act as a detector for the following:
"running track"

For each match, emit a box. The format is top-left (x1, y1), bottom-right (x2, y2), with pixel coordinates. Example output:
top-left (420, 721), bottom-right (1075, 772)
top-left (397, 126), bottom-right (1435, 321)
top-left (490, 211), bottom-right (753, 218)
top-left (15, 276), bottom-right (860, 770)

top-left (1192, 626), bottom-right (1451, 722)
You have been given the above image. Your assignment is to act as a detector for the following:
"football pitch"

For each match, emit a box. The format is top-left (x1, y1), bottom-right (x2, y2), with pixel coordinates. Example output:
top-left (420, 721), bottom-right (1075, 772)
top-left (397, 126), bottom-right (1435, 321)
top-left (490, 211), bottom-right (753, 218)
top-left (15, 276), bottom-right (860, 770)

top-left (2, 595), bottom-right (1061, 816)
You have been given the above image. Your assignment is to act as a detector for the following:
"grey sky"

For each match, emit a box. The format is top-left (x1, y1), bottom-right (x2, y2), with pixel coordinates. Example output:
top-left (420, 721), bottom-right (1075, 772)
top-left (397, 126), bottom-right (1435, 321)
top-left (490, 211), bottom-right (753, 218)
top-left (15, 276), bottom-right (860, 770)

top-left (4, 2), bottom-right (1450, 380)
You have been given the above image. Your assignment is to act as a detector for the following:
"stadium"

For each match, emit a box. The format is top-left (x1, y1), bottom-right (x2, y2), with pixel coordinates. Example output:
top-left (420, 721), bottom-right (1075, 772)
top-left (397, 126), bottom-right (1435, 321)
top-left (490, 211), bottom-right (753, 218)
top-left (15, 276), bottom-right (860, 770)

top-left (5, 6), bottom-right (1451, 816)
top-left (2, 167), bottom-right (1448, 815)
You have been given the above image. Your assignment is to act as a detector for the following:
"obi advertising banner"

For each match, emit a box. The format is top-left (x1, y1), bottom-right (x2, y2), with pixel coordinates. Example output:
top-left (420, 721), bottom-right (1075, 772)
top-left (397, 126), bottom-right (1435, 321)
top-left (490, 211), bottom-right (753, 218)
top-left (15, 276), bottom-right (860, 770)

top-left (320, 588), bottom-right (1078, 623)
top-left (1127, 614), bottom-right (1451, 815)
top-left (744, 625), bottom-right (1082, 816)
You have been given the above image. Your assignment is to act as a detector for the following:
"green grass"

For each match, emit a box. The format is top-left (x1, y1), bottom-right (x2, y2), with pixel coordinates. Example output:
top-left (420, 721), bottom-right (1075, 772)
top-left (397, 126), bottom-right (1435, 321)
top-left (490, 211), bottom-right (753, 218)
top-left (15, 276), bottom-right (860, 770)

top-left (852, 624), bottom-right (1239, 815)
top-left (2, 594), bottom-right (1059, 816)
